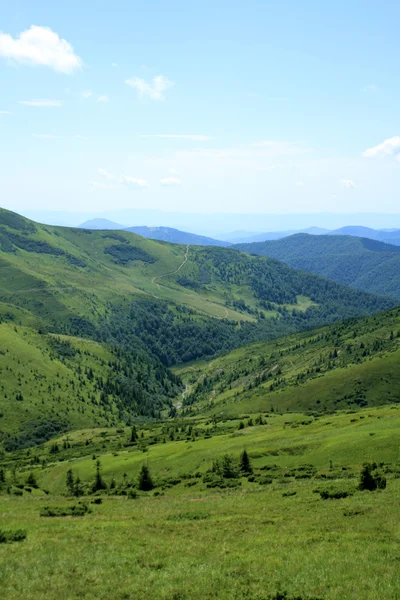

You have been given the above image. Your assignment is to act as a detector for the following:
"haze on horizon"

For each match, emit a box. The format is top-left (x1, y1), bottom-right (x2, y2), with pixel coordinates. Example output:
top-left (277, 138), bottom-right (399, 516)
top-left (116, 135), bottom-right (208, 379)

top-left (1, 1), bottom-right (400, 219)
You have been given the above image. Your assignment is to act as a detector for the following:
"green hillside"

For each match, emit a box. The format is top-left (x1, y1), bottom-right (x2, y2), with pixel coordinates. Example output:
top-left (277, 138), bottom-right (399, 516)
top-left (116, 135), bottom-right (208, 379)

top-left (234, 233), bottom-right (400, 299)
top-left (175, 306), bottom-right (400, 416)
top-left (0, 319), bottom-right (179, 448)
top-left (0, 207), bottom-right (397, 442)
top-left (1, 401), bottom-right (400, 599)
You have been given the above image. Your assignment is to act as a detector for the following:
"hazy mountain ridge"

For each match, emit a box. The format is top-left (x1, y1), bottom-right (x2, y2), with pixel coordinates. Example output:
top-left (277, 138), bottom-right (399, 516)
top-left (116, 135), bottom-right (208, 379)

top-left (234, 233), bottom-right (400, 300)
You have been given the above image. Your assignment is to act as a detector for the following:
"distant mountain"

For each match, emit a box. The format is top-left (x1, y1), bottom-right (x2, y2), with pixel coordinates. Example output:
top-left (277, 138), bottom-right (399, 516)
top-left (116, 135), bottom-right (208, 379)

top-left (124, 226), bottom-right (230, 247)
top-left (226, 227), bottom-right (329, 244)
top-left (80, 219), bottom-right (125, 230)
top-left (329, 226), bottom-right (400, 246)
top-left (234, 233), bottom-right (400, 300)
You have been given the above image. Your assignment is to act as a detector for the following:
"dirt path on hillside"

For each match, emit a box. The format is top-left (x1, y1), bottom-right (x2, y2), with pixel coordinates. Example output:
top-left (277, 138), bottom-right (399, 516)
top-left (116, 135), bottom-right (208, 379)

top-left (151, 245), bottom-right (189, 296)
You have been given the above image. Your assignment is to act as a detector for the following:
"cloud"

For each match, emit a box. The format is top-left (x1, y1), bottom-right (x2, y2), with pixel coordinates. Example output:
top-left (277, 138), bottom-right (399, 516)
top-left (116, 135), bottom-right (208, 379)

top-left (141, 134), bottom-right (214, 141)
top-left (0, 110), bottom-right (12, 115)
top-left (98, 168), bottom-right (115, 180)
top-left (33, 134), bottom-right (58, 139)
top-left (340, 179), bottom-right (356, 189)
top-left (160, 177), bottom-right (182, 187)
top-left (296, 181), bottom-right (304, 187)
top-left (19, 99), bottom-right (62, 107)
top-left (120, 175), bottom-right (148, 190)
top-left (125, 75), bottom-right (173, 100)
top-left (363, 136), bottom-right (400, 158)
top-left (111, 62), bottom-right (119, 68)
top-left (97, 95), bottom-right (109, 103)
top-left (0, 25), bottom-right (82, 74)
top-left (88, 180), bottom-right (111, 190)
top-left (82, 91), bottom-right (92, 98)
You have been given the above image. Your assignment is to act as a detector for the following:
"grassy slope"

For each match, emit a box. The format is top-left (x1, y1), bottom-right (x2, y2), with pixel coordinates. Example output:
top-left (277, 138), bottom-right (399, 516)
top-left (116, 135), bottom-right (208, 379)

top-left (1, 404), bottom-right (400, 599)
top-left (0, 208), bottom-right (394, 328)
top-left (175, 307), bottom-right (400, 416)
top-left (234, 233), bottom-right (400, 299)
top-left (0, 323), bottom-right (126, 438)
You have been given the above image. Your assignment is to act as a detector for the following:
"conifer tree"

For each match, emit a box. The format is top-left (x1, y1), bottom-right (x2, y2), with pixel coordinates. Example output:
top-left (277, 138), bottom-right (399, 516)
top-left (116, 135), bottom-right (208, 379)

top-left (138, 464), bottom-right (154, 491)
top-left (240, 449), bottom-right (252, 474)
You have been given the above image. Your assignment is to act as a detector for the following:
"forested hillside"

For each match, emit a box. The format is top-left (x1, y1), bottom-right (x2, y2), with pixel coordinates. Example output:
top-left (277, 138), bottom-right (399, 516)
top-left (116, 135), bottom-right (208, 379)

top-left (234, 233), bottom-right (400, 299)
top-left (176, 306), bottom-right (400, 416)
top-left (0, 208), bottom-right (397, 440)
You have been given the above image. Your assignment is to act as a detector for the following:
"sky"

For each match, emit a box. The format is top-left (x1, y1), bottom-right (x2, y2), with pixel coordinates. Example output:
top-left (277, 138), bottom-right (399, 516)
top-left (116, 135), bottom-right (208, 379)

top-left (1, 0), bottom-right (400, 223)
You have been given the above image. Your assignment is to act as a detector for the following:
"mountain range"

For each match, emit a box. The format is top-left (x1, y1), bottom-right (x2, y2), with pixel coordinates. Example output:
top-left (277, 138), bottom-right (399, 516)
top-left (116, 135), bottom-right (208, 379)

top-left (234, 233), bottom-right (400, 300)
top-left (0, 207), bottom-right (396, 441)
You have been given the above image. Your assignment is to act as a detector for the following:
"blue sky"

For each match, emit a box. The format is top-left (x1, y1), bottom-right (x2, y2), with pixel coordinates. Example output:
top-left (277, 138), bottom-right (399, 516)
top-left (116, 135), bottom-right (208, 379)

top-left (1, 0), bottom-right (400, 219)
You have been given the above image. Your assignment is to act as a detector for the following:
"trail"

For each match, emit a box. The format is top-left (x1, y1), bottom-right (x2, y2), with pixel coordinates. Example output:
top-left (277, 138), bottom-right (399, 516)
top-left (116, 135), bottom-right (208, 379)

top-left (151, 245), bottom-right (189, 296)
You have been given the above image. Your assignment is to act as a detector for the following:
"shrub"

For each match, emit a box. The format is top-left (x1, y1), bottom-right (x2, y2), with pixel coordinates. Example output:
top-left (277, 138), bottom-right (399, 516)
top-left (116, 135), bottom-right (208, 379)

top-left (319, 489), bottom-right (352, 500)
top-left (359, 463), bottom-right (387, 491)
top-left (40, 503), bottom-right (91, 517)
top-left (0, 529), bottom-right (27, 544)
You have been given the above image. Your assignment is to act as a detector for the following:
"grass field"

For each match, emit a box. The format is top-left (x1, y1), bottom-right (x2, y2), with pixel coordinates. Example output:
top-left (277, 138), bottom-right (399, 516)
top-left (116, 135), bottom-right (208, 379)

top-left (1, 405), bottom-right (400, 599)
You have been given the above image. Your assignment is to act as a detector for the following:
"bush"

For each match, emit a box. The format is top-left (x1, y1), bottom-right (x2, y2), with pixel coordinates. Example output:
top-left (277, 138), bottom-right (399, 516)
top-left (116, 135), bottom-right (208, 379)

top-left (0, 529), bottom-right (27, 544)
top-left (40, 503), bottom-right (91, 517)
top-left (319, 489), bottom-right (352, 500)
top-left (359, 463), bottom-right (387, 491)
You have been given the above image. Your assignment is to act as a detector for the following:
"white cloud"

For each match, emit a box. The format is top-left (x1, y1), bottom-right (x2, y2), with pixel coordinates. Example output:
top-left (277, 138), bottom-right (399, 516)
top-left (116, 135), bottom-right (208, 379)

top-left (97, 95), bottom-right (109, 103)
top-left (120, 175), bottom-right (148, 190)
top-left (98, 168), bottom-right (115, 180)
top-left (111, 62), bottom-right (119, 68)
top-left (33, 134), bottom-right (58, 139)
top-left (0, 110), bottom-right (12, 115)
top-left (125, 75), bottom-right (173, 100)
top-left (141, 134), bottom-right (214, 141)
top-left (340, 179), bottom-right (356, 189)
top-left (160, 177), bottom-right (182, 187)
top-left (0, 25), bottom-right (82, 74)
top-left (88, 180), bottom-right (111, 190)
top-left (82, 91), bottom-right (92, 98)
top-left (19, 99), bottom-right (62, 107)
top-left (75, 134), bottom-right (88, 140)
top-left (363, 136), bottom-right (400, 158)
top-left (296, 181), bottom-right (304, 187)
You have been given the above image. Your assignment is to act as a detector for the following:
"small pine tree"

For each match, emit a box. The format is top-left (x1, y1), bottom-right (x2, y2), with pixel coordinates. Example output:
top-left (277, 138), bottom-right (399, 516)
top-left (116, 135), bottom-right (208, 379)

top-left (240, 450), bottom-right (252, 474)
top-left (66, 469), bottom-right (75, 495)
top-left (92, 460), bottom-right (107, 492)
top-left (26, 471), bottom-right (38, 488)
top-left (130, 425), bottom-right (138, 443)
top-left (74, 476), bottom-right (83, 497)
top-left (138, 464), bottom-right (154, 491)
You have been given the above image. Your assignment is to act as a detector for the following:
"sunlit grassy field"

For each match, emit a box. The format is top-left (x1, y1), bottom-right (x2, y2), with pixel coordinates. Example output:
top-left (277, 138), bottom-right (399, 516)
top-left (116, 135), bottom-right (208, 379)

top-left (1, 405), bottom-right (400, 599)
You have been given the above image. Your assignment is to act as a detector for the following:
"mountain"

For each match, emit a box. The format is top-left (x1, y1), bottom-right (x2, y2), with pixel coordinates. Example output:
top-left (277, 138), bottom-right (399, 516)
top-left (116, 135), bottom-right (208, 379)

top-left (234, 233), bottom-right (400, 300)
top-left (329, 226), bottom-right (400, 246)
top-left (123, 225), bottom-right (230, 246)
top-left (0, 207), bottom-right (396, 440)
top-left (227, 227), bottom-right (329, 244)
top-left (79, 219), bottom-right (125, 230)
top-left (177, 305), bottom-right (400, 416)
